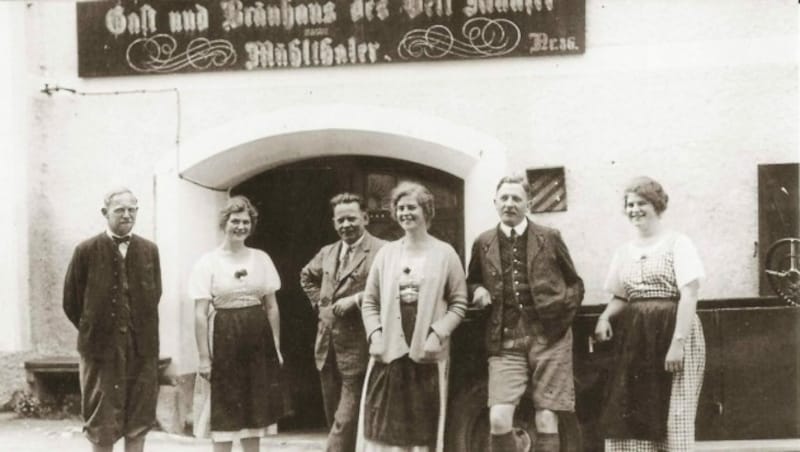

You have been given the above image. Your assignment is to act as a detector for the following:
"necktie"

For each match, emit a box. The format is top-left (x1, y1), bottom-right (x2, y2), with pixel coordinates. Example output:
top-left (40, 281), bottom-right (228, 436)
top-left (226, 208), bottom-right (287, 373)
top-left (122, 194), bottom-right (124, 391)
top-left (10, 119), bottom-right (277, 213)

top-left (339, 246), bottom-right (352, 279)
top-left (510, 229), bottom-right (517, 241)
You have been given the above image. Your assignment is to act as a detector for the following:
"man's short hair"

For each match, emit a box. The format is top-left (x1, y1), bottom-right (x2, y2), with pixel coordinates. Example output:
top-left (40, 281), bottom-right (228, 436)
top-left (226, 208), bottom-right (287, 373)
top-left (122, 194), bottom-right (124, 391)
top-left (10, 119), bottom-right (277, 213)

top-left (330, 192), bottom-right (365, 212)
top-left (495, 176), bottom-right (530, 197)
top-left (103, 187), bottom-right (136, 208)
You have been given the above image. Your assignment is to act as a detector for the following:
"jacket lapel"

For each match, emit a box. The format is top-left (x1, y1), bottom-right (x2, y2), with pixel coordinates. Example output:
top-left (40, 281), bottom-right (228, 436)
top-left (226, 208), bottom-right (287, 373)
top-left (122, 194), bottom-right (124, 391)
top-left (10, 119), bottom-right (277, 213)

top-left (122, 235), bottom-right (132, 264)
top-left (485, 230), bottom-right (502, 274)
top-left (335, 234), bottom-right (372, 291)
top-left (526, 222), bottom-right (543, 271)
top-left (323, 242), bottom-right (340, 291)
top-left (338, 248), bottom-right (366, 283)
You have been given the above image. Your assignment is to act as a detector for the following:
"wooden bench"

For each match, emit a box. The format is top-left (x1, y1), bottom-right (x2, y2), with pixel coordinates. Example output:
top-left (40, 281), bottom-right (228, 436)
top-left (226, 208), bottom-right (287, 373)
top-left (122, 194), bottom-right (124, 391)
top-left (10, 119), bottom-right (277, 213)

top-left (24, 356), bottom-right (173, 403)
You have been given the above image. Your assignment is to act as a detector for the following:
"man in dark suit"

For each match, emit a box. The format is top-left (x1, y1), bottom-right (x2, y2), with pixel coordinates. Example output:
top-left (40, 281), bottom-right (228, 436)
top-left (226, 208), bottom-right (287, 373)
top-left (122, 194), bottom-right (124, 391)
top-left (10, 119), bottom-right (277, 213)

top-left (63, 188), bottom-right (162, 452)
top-left (467, 176), bottom-right (584, 452)
top-left (300, 193), bottom-right (386, 452)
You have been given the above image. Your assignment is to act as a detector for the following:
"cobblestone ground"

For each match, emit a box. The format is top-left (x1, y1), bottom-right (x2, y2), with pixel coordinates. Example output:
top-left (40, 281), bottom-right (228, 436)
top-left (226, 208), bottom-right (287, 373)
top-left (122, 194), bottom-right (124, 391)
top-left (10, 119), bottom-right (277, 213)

top-left (0, 413), bottom-right (326, 452)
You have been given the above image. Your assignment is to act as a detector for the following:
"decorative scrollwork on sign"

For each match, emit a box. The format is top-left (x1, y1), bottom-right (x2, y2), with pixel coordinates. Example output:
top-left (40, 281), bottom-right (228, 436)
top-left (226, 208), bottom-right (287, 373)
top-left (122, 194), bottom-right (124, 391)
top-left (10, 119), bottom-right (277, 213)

top-left (398, 18), bottom-right (520, 60)
top-left (126, 34), bottom-right (237, 73)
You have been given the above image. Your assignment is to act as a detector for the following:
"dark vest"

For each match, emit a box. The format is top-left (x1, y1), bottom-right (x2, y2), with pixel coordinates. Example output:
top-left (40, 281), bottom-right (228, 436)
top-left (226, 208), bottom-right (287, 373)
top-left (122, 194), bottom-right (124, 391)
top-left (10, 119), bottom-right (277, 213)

top-left (114, 249), bottom-right (135, 346)
top-left (498, 229), bottom-right (535, 343)
top-left (63, 233), bottom-right (161, 359)
top-left (468, 222), bottom-right (585, 356)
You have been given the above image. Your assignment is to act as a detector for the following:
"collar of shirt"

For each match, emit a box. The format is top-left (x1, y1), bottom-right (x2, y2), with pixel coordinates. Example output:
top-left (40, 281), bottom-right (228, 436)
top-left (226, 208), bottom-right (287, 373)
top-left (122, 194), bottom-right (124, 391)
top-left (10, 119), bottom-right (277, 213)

top-left (499, 217), bottom-right (528, 238)
top-left (340, 233), bottom-right (366, 260)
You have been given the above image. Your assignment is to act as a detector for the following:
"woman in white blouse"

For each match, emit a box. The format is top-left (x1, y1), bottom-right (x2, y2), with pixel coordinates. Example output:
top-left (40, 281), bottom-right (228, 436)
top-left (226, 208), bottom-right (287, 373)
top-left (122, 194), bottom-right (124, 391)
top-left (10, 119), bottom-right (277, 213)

top-left (594, 177), bottom-right (706, 452)
top-left (189, 196), bottom-right (289, 452)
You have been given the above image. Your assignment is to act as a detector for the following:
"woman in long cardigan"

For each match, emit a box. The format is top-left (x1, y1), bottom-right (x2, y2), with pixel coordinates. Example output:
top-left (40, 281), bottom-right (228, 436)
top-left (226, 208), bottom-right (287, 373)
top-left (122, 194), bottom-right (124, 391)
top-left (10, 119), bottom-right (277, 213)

top-left (356, 181), bottom-right (468, 452)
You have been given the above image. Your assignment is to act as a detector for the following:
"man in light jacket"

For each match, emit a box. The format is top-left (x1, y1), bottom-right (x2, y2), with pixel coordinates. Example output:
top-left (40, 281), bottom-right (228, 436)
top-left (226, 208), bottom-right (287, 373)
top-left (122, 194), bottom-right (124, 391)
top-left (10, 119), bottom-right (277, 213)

top-left (300, 193), bottom-right (386, 452)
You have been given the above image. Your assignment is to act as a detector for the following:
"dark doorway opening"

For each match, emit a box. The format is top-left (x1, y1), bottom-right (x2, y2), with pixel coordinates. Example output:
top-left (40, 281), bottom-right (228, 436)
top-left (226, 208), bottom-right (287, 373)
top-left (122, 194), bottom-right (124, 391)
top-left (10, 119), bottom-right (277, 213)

top-left (231, 155), bottom-right (464, 430)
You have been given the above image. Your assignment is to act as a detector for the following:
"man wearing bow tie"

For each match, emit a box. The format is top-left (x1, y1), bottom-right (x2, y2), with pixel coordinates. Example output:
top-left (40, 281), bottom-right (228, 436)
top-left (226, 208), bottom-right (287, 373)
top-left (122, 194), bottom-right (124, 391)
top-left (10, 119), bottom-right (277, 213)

top-left (63, 188), bottom-right (162, 452)
top-left (300, 193), bottom-right (386, 452)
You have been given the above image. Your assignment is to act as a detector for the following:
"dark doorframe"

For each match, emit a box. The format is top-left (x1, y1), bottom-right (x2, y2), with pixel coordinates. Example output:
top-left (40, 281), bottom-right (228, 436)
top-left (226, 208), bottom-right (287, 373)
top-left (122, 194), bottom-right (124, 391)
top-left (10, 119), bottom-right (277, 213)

top-left (232, 155), bottom-right (465, 430)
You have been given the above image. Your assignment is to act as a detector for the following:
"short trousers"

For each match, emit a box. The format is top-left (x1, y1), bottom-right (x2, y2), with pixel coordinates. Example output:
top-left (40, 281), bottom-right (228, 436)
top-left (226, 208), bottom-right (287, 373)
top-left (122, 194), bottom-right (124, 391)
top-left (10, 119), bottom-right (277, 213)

top-left (487, 326), bottom-right (575, 411)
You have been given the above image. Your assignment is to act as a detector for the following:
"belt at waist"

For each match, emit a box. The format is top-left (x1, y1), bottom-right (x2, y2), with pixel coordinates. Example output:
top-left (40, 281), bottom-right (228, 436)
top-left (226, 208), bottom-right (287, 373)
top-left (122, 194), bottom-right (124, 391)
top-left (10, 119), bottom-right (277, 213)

top-left (501, 335), bottom-right (532, 351)
top-left (629, 297), bottom-right (679, 304)
top-left (212, 300), bottom-right (262, 310)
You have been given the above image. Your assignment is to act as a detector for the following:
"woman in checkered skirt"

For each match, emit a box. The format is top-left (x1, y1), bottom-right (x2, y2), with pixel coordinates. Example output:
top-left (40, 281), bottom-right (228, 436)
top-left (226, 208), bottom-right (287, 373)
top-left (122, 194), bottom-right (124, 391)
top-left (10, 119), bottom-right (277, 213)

top-left (594, 177), bottom-right (706, 452)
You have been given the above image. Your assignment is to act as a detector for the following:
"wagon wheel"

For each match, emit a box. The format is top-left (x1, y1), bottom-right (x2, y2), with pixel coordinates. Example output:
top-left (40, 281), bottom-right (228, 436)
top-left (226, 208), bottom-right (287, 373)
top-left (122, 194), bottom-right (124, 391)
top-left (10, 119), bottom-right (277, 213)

top-left (765, 237), bottom-right (800, 306)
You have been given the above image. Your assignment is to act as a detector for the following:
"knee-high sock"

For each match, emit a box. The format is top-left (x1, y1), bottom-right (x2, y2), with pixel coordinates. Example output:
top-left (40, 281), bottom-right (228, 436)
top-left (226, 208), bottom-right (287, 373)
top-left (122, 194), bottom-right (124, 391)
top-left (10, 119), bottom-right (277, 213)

top-left (535, 432), bottom-right (559, 452)
top-left (491, 432), bottom-right (518, 452)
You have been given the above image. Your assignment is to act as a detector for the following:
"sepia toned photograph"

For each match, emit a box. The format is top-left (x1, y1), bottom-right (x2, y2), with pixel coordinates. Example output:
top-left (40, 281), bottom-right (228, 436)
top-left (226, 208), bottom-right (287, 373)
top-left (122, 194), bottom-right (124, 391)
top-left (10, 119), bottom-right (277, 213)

top-left (0, 1), bottom-right (797, 451)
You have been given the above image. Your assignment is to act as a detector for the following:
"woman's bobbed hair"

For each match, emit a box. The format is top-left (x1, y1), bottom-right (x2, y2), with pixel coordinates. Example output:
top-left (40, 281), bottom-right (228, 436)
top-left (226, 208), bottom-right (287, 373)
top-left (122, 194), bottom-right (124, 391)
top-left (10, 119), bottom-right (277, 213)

top-left (624, 176), bottom-right (669, 214)
top-left (219, 195), bottom-right (259, 230)
top-left (390, 182), bottom-right (435, 227)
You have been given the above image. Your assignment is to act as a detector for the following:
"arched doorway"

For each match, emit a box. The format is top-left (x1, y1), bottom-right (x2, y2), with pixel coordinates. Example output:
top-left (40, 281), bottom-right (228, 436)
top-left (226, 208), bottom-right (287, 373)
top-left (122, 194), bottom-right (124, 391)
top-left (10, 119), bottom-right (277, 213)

top-left (230, 156), bottom-right (464, 429)
top-left (152, 105), bottom-right (507, 415)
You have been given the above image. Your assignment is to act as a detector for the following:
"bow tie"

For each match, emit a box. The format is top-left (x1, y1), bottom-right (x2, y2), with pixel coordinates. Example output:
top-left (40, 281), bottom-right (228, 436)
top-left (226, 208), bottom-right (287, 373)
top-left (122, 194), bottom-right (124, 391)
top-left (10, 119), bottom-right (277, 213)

top-left (112, 235), bottom-right (131, 245)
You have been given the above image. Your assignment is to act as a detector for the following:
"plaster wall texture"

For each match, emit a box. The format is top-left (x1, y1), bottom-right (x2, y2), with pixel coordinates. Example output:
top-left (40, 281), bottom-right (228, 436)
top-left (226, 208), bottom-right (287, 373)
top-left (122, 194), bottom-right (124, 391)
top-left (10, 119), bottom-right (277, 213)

top-left (0, 2), bottom-right (34, 404)
top-left (6, 0), bottom-right (798, 374)
top-left (153, 169), bottom-right (227, 374)
top-left (0, 1), bottom-right (31, 356)
top-left (27, 93), bottom-right (174, 356)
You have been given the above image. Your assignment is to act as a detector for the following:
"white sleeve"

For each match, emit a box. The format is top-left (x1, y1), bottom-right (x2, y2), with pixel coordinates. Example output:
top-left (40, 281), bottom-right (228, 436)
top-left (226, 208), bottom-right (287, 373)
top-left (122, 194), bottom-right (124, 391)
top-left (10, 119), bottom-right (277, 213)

top-left (673, 233), bottom-right (705, 288)
top-left (188, 254), bottom-right (213, 300)
top-left (603, 247), bottom-right (627, 299)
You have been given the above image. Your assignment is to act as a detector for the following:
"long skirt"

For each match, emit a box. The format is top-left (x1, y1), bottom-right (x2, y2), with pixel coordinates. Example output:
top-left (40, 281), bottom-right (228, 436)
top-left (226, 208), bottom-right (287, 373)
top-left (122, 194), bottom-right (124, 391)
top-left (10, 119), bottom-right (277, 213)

top-left (210, 305), bottom-right (289, 441)
top-left (355, 358), bottom-right (449, 452)
top-left (364, 356), bottom-right (439, 447)
top-left (602, 299), bottom-right (705, 452)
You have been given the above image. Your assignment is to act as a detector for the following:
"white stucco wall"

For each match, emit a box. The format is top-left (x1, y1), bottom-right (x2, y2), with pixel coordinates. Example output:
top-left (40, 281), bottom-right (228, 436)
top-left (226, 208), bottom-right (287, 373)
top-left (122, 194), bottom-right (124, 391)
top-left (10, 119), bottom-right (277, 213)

top-left (10, 0), bottom-right (798, 364)
top-left (0, 2), bottom-right (31, 353)
top-left (154, 160), bottom-right (227, 373)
